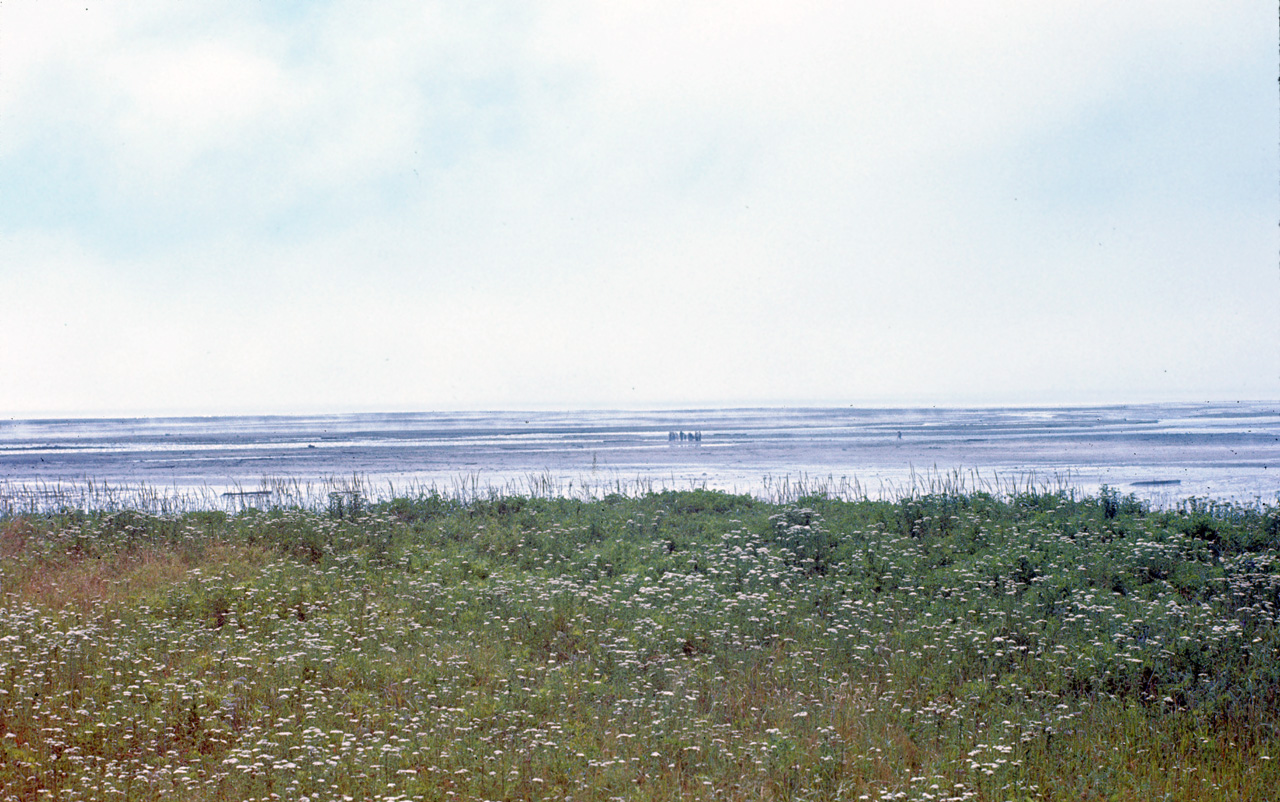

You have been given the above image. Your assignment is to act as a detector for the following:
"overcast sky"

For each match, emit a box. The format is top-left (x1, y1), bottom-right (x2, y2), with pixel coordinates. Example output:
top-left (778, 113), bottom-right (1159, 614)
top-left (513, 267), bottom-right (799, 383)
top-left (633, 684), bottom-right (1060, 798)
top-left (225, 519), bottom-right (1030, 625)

top-left (2, 1), bottom-right (1276, 416)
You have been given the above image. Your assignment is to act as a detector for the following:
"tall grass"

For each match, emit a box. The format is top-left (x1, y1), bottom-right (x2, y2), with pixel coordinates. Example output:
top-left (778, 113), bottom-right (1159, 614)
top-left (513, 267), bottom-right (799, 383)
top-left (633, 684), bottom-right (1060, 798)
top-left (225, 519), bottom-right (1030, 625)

top-left (0, 467), bottom-right (1108, 519)
top-left (1, 472), bottom-right (664, 518)
top-left (1, 487), bottom-right (1277, 800)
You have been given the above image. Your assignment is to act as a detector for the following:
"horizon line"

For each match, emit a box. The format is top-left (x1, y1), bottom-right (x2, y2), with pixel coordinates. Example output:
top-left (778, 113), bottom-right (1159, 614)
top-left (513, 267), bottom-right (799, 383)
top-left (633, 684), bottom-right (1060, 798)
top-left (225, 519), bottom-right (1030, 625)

top-left (4, 398), bottom-right (1276, 422)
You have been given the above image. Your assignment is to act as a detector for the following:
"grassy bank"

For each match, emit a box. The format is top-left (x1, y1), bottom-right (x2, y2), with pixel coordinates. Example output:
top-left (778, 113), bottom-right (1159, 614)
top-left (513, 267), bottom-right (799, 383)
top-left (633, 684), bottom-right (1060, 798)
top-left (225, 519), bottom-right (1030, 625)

top-left (1, 488), bottom-right (1278, 801)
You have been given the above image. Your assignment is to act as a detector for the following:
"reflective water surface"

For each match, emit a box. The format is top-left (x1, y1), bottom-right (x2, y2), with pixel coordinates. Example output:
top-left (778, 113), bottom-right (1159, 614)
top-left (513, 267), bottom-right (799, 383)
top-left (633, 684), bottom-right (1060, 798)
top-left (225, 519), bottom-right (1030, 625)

top-left (1, 403), bottom-right (1277, 507)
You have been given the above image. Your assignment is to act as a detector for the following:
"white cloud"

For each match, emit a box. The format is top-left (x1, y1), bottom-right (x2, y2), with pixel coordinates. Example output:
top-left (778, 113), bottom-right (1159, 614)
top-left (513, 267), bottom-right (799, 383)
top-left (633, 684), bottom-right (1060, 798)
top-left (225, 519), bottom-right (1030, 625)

top-left (0, 1), bottom-right (1275, 414)
top-left (112, 44), bottom-right (283, 143)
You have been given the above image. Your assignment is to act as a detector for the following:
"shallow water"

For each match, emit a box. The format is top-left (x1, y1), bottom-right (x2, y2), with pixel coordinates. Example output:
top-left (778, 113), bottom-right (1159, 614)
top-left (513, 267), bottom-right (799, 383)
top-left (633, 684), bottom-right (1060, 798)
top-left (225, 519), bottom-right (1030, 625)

top-left (1, 403), bottom-right (1277, 509)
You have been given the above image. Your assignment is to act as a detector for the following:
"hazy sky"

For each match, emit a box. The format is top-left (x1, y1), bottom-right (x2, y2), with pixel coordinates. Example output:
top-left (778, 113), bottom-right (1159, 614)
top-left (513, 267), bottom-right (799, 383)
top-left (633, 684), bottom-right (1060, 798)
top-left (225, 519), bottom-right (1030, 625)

top-left (2, 1), bottom-right (1276, 416)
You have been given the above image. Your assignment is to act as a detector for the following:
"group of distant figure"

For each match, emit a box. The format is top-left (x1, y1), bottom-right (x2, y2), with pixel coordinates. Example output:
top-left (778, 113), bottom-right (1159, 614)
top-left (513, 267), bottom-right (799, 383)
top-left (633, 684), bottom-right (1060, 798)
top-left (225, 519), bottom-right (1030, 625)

top-left (669, 430), bottom-right (702, 442)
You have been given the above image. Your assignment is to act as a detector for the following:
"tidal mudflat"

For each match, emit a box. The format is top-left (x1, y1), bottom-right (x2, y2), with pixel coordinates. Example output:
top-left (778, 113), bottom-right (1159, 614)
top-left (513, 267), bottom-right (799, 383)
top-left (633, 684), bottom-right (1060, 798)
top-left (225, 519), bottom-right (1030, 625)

top-left (2, 403), bottom-right (1277, 513)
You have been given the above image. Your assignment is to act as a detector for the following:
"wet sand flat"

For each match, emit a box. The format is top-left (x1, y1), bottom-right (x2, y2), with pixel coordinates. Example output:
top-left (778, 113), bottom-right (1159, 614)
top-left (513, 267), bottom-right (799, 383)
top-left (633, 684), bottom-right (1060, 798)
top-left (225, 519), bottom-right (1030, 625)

top-left (1, 402), bottom-right (1276, 504)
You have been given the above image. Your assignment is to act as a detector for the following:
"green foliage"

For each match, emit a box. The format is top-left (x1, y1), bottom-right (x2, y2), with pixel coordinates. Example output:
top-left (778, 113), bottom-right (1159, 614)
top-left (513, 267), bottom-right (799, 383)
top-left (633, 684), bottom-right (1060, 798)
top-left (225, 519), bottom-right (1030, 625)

top-left (1, 489), bottom-right (1278, 801)
top-left (767, 506), bottom-right (838, 574)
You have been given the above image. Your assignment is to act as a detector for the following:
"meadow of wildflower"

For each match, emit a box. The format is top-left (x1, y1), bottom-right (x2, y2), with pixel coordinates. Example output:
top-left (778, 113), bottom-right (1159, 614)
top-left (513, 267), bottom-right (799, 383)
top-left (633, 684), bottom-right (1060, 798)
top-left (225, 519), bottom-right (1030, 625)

top-left (1, 486), bottom-right (1278, 801)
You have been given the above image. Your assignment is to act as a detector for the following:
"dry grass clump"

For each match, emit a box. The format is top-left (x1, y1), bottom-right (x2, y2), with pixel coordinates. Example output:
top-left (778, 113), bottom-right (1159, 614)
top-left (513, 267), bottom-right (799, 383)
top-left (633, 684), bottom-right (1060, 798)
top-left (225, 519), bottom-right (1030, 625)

top-left (16, 541), bottom-right (266, 614)
top-left (0, 517), bottom-right (34, 559)
top-left (1, 513), bottom-right (268, 613)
